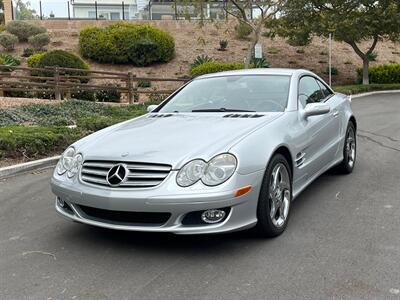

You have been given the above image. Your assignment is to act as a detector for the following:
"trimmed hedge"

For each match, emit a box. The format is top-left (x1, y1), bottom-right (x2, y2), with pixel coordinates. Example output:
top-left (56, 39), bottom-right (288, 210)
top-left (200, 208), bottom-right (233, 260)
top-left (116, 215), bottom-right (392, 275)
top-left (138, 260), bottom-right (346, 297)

top-left (190, 61), bottom-right (245, 77)
top-left (5, 21), bottom-right (46, 42)
top-left (29, 50), bottom-right (89, 82)
top-left (0, 126), bottom-right (87, 159)
top-left (357, 64), bottom-right (400, 84)
top-left (334, 83), bottom-right (400, 95)
top-left (79, 22), bottom-right (175, 66)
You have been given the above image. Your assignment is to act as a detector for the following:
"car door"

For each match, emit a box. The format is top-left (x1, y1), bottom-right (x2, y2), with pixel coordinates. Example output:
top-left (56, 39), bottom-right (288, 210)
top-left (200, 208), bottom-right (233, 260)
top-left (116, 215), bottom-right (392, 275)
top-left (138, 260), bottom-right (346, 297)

top-left (296, 76), bottom-right (340, 180)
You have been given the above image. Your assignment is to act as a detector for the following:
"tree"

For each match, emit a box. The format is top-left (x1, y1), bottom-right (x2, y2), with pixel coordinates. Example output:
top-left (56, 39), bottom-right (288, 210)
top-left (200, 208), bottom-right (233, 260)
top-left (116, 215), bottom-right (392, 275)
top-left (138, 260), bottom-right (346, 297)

top-left (270, 0), bottom-right (400, 85)
top-left (15, 0), bottom-right (38, 20)
top-left (224, 0), bottom-right (284, 68)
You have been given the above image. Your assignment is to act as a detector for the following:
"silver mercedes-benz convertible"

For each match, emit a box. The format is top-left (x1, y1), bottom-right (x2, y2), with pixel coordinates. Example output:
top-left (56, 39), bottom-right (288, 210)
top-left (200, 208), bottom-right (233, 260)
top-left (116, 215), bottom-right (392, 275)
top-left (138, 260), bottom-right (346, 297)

top-left (51, 68), bottom-right (356, 237)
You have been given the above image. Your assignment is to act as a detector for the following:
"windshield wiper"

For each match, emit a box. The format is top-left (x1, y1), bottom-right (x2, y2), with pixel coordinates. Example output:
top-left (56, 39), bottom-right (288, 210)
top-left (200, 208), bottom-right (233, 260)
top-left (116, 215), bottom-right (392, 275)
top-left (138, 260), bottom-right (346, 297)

top-left (192, 108), bottom-right (255, 113)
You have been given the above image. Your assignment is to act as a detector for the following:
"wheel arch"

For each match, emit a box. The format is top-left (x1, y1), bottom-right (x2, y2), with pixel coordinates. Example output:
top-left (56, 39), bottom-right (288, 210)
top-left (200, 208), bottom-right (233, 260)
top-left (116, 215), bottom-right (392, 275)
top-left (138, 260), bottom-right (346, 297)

top-left (349, 115), bottom-right (357, 131)
top-left (270, 145), bottom-right (294, 178)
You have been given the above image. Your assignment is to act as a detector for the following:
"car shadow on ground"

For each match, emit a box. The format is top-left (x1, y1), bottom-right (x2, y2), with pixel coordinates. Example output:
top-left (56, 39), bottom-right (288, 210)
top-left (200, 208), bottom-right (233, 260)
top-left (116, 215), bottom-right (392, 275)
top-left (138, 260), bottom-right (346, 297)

top-left (57, 168), bottom-right (348, 256)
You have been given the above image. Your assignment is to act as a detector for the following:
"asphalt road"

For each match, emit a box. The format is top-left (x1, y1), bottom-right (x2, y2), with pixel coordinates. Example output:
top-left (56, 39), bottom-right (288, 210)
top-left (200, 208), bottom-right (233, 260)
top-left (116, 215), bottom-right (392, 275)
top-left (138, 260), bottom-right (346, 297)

top-left (1, 94), bottom-right (400, 300)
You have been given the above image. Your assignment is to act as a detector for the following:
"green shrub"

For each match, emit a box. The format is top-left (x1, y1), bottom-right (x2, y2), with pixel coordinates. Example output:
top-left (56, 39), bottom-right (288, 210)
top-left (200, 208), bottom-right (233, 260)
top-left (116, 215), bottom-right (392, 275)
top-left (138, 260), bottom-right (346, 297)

top-left (0, 33), bottom-right (18, 51)
top-left (27, 52), bottom-right (46, 68)
top-left (79, 22), bottom-right (175, 66)
top-left (5, 21), bottom-right (46, 42)
top-left (137, 79), bottom-right (151, 88)
top-left (190, 55), bottom-right (213, 69)
top-left (234, 22), bottom-right (252, 40)
top-left (0, 126), bottom-right (86, 159)
top-left (367, 51), bottom-right (378, 62)
top-left (22, 48), bottom-right (35, 57)
top-left (190, 61), bottom-right (244, 77)
top-left (71, 90), bottom-right (96, 101)
top-left (324, 66), bottom-right (338, 75)
top-left (32, 50), bottom-right (89, 82)
top-left (357, 64), bottom-right (400, 84)
top-left (95, 85), bottom-right (121, 102)
top-left (0, 24), bottom-right (5, 32)
top-left (333, 83), bottom-right (400, 95)
top-left (28, 33), bottom-right (51, 50)
top-left (76, 116), bottom-right (122, 131)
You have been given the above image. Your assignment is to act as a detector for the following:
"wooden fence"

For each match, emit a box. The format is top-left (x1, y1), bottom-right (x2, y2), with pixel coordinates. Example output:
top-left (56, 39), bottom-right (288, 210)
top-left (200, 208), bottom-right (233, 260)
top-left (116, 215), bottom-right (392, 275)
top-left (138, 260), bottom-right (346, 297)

top-left (0, 65), bottom-right (190, 104)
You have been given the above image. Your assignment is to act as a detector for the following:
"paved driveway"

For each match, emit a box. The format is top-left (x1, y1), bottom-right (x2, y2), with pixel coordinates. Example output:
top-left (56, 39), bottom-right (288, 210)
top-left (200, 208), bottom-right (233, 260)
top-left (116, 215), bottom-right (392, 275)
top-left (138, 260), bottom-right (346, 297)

top-left (1, 93), bottom-right (399, 300)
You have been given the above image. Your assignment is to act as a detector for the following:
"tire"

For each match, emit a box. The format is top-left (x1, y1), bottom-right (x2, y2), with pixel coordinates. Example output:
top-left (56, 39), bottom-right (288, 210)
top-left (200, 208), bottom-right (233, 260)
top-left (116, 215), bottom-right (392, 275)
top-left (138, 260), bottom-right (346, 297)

top-left (255, 154), bottom-right (292, 237)
top-left (336, 122), bottom-right (356, 174)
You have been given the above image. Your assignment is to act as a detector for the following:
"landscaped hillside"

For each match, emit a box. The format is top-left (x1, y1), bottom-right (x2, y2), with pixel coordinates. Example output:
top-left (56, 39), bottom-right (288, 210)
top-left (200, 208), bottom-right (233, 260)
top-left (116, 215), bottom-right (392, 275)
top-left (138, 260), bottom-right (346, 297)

top-left (6, 20), bottom-right (400, 86)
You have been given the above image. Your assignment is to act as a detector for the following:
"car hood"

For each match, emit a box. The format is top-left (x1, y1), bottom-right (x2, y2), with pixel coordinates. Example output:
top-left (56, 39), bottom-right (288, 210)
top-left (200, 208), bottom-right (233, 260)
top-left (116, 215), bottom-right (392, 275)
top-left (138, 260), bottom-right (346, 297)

top-left (77, 112), bottom-right (282, 168)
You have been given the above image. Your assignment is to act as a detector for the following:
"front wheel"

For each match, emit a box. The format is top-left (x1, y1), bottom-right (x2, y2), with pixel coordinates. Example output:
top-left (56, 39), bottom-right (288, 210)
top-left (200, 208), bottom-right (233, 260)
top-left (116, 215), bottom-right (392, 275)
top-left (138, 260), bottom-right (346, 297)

top-left (336, 122), bottom-right (356, 174)
top-left (255, 154), bottom-right (292, 237)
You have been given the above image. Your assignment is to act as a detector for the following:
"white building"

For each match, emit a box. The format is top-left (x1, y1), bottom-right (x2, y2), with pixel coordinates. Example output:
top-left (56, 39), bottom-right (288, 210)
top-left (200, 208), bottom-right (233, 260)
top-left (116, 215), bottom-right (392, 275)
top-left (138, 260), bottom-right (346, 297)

top-left (71, 0), bottom-right (148, 20)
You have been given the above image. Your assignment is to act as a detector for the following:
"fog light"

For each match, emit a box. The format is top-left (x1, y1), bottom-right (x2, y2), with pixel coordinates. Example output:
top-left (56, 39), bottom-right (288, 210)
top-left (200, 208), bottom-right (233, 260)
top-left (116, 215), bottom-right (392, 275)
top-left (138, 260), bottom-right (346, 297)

top-left (57, 197), bottom-right (65, 208)
top-left (201, 209), bottom-right (226, 224)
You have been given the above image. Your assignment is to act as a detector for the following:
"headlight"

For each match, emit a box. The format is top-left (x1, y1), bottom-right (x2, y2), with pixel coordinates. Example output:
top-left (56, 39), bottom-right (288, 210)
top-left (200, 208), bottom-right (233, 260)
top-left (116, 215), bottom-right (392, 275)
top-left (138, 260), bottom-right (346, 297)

top-left (203, 154), bottom-right (237, 186)
top-left (176, 154), bottom-right (237, 187)
top-left (67, 153), bottom-right (83, 178)
top-left (176, 159), bottom-right (207, 187)
top-left (56, 147), bottom-right (83, 177)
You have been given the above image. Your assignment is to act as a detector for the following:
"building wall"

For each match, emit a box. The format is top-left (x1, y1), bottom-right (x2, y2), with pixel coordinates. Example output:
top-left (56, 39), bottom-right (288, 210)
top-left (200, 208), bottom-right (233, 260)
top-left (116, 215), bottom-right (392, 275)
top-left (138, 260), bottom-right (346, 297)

top-left (73, 5), bottom-right (137, 19)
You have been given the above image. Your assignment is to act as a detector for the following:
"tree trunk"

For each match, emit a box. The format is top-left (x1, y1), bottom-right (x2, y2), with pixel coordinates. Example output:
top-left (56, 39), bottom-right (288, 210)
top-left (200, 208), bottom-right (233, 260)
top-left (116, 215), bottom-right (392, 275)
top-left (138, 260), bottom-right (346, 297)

top-left (245, 30), bottom-right (260, 69)
top-left (362, 58), bottom-right (370, 85)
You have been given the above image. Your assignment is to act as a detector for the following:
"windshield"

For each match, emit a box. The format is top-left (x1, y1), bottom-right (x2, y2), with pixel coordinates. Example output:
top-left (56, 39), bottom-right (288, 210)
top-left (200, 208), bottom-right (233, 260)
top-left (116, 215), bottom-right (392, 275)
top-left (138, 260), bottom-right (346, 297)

top-left (158, 75), bottom-right (291, 113)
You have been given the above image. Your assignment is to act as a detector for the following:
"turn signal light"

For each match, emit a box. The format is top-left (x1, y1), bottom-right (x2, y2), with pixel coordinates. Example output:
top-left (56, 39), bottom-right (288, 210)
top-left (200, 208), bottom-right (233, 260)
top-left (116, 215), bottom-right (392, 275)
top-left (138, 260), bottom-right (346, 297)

top-left (234, 185), bottom-right (252, 197)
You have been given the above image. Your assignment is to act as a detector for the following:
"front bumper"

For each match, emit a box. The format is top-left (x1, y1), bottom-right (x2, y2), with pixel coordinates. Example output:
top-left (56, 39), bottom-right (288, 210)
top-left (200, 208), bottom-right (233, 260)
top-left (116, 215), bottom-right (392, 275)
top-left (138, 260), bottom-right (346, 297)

top-left (51, 170), bottom-right (264, 234)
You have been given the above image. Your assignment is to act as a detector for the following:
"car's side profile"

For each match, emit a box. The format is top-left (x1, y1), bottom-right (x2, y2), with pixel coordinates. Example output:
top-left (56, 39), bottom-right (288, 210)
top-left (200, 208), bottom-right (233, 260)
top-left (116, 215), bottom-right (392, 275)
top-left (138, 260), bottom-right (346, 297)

top-left (51, 68), bottom-right (356, 237)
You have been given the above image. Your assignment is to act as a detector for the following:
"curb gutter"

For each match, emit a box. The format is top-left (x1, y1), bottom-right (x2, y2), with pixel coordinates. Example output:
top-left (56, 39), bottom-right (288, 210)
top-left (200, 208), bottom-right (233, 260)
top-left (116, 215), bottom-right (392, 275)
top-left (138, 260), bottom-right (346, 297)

top-left (1, 90), bottom-right (399, 179)
top-left (0, 156), bottom-right (60, 179)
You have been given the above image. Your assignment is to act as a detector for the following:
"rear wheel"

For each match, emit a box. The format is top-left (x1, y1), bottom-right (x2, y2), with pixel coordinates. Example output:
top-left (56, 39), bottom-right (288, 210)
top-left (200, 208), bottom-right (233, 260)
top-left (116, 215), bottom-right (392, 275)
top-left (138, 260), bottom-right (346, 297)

top-left (256, 154), bottom-right (292, 237)
top-left (337, 122), bottom-right (356, 174)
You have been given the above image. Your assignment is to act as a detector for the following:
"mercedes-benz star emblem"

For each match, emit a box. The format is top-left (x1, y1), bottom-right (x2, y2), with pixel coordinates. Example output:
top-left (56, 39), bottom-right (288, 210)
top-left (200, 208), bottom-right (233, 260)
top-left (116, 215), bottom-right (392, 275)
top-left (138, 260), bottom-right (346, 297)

top-left (106, 164), bottom-right (128, 186)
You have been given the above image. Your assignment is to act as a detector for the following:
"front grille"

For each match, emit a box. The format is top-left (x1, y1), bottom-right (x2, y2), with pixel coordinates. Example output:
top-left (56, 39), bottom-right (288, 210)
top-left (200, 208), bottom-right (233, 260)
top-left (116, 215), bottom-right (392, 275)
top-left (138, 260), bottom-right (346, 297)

top-left (78, 205), bottom-right (171, 226)
top-left (80, 160), bottom-right (172, 188)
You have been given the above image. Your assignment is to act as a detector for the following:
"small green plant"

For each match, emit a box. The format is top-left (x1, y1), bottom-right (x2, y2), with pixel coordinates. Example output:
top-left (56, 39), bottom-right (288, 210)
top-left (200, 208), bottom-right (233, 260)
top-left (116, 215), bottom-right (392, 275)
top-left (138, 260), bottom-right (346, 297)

top-left (0, 24), bottom-right (5, 32)
top-left (0, 53), bottom-right (21, 67)
top-left (190, 55), bottom-right (213, 69)
top-left (219, 40), bottom-right (228, 51)
top-left (319, 50), bottom-right (328, 56)
top-left (137, 79), bottom-right (151, 88)
top-left (71, 90), bottom-right (96, 101)
top-left (367, 51), bottom-right (378, 62)
top-left (5, 20), bottom-right (46, 42)
top-left (251, 55), bottom-right (269, 68)
top-left (296, 48), bottom-right (305, 54)
top-left (267, 47), bottom-right (280, 54)
top-left (0, 33), bottom-right (18, 51)
top-left (22, 48), bottom-right (35, 57)
top-left (28, 33), bottom-right (51, 50)
top-left (324, 66), bottom-right (338, 75)
top-left (234, 22), bottom-right (252, 40)
top-left (95, 85), bottom-right (121, 102)
top-left (344, 60), bottom-right (353, 65)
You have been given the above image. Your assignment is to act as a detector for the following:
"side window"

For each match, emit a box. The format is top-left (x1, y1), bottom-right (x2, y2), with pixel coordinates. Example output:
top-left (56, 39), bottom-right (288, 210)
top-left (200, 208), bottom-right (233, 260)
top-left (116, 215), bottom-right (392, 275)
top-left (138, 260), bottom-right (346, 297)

top-left (317, 80), bottom-right (333, 99)
top-left (298, 76), bottom-right (325, 107)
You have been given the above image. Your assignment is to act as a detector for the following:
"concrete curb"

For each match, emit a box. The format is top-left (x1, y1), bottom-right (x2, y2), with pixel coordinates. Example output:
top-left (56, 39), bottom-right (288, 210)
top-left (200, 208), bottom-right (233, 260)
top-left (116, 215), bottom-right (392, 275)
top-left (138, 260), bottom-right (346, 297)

top-left (0, 155), bottom-right (60, 179)
top-left (351, 90), bottom-right (400, 99)
top-left (1, 90), bottom-right (399, 179)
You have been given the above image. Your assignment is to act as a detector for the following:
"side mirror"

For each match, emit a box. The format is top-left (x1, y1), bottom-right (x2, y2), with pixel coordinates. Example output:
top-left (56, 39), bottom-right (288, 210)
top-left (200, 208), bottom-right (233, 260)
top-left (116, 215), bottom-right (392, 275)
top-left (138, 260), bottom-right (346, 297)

top-left (303, 103), bottom-right (330, 119)
top-left (147, 105), bottom-right (158, 113)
